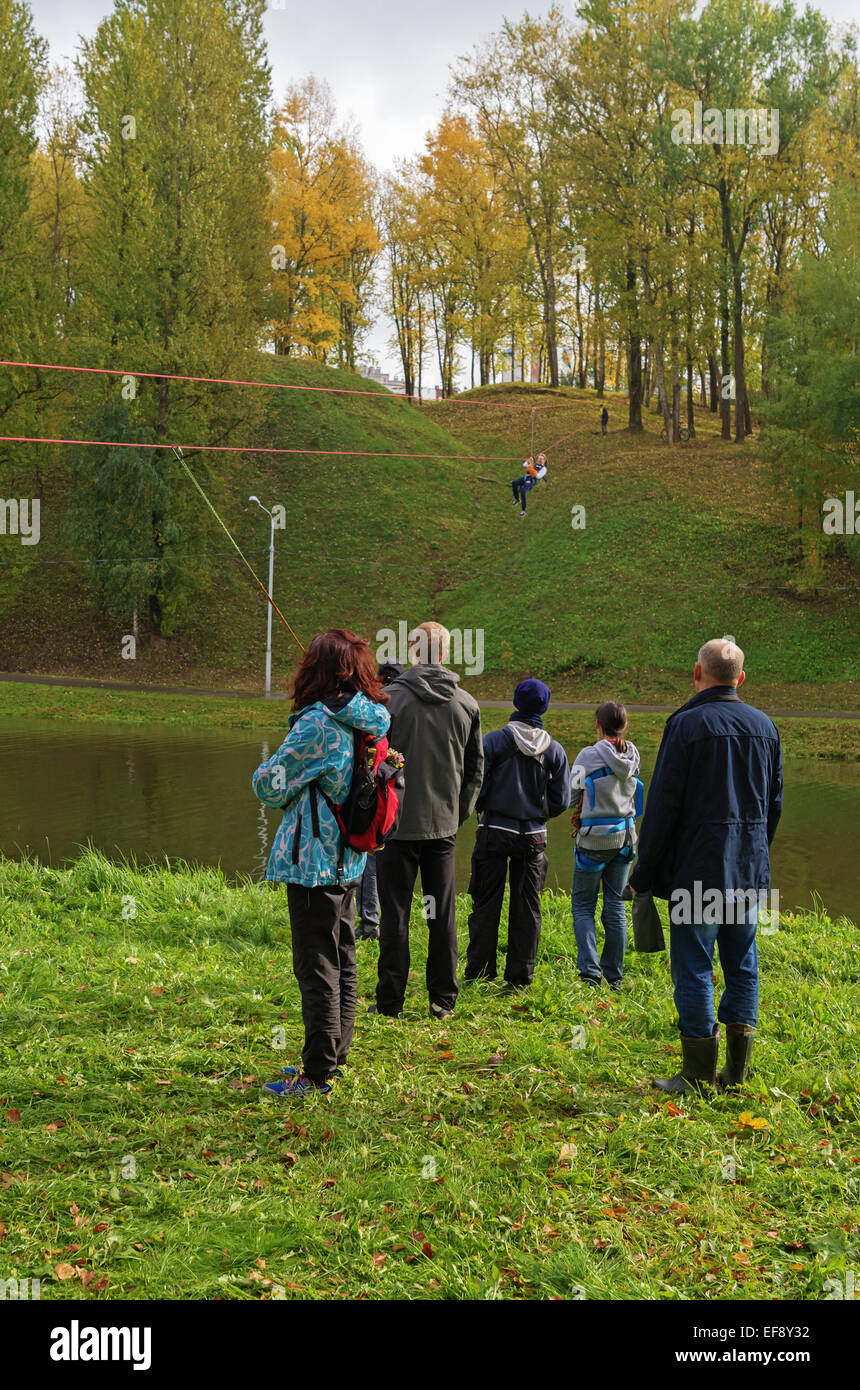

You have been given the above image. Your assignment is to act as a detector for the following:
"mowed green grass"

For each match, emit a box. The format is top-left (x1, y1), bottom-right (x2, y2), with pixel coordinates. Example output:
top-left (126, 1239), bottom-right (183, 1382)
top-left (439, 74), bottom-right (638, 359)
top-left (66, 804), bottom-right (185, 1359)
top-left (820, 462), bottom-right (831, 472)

top-left (1, 851), bottom-right (858, 1301)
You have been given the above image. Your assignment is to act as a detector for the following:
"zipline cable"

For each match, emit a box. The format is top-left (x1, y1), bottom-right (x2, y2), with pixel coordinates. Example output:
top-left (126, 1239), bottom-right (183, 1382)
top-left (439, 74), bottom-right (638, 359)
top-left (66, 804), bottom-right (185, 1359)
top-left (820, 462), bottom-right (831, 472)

top-left (0, 433), bottom-right (523, 462)
top-left (171, 447), bottom-right (304, 653)
top-left (0, 358), bottom-right (572, 410)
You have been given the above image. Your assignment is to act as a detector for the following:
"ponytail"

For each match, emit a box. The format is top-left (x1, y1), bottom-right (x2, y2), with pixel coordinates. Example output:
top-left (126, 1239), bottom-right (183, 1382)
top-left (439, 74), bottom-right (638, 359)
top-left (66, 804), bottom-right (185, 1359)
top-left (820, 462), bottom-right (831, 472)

top-left (596, 699), bottom-right (628, 753)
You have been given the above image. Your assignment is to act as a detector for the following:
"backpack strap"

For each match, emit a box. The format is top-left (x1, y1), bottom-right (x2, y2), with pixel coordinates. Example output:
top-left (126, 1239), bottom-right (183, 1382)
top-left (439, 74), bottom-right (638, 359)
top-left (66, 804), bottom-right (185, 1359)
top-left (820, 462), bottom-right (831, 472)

top-left (308, 727), bottom-right (365, 883)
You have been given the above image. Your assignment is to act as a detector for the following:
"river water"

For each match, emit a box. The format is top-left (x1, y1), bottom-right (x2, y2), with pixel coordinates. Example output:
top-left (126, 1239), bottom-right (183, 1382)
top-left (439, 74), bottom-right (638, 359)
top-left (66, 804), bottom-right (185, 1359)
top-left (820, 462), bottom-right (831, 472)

top-left (0, 719), bottom-right (857, 921)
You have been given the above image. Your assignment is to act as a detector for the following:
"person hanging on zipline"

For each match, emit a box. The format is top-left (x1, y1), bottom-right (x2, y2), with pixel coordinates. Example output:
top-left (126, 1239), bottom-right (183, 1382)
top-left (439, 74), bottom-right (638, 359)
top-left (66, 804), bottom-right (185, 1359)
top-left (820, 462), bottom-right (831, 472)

top-left (511, 452), bottom-right (547, 518)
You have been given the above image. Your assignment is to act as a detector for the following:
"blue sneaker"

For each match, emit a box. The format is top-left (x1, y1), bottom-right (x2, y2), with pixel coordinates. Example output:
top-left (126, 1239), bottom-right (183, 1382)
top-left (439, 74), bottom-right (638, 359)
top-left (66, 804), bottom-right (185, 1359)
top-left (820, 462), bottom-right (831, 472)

top-left (279, 1065), bottom-right (343, 1080)
top-left (264, 1074), bottom-right (331, 1098)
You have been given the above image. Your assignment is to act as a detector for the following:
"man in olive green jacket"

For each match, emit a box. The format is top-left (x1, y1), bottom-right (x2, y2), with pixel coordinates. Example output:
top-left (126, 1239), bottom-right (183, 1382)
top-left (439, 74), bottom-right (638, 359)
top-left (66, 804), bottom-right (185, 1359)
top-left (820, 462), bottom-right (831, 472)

top-left (374, 622), bottom-right (483, 1019)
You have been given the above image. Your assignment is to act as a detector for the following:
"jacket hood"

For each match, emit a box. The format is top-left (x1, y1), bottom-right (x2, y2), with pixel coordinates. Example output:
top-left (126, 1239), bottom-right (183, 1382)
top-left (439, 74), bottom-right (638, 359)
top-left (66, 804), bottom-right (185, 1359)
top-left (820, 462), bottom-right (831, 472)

top-left (596, 738), bottom-right (640, 777)
top-left (316, 690), bottom-right (388, 734)
top-left (508, 720), bottom-right (552, 757)
top-left (392, 663), bottom-right (460, 705)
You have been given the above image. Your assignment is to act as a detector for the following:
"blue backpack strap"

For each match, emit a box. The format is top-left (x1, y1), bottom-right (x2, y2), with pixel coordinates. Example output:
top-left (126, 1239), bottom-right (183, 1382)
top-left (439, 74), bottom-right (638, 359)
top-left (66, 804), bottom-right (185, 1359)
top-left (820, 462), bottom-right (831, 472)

top-left (584, 764), bottom-right (612, 811)
top-left (635, 778), bottom-right (645, 817)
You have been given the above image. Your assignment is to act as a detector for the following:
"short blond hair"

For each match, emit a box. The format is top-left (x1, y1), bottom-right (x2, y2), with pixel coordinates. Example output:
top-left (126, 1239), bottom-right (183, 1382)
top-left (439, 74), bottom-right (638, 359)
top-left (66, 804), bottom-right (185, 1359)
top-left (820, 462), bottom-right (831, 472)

top-left (408, 621), bottom-right (450, 665)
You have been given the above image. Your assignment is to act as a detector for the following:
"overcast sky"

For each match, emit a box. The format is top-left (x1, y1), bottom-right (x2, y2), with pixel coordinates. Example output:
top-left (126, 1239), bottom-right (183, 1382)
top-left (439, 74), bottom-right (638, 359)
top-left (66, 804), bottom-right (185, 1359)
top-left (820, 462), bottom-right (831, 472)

top-left (28, 0), bottom-right (860, 383)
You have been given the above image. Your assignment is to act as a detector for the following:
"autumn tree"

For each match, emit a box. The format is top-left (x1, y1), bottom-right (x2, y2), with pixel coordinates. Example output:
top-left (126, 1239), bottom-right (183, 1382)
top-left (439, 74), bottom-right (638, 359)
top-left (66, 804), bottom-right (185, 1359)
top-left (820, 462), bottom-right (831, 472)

top-left (270, 76), bottom-right (380, 364)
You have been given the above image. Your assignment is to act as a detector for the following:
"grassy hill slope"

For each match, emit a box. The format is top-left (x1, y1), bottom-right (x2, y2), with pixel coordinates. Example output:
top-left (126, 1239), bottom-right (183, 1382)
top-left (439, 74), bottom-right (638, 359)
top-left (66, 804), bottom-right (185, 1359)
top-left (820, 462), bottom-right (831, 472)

top-left (1, 360), bottom-right (858, 707)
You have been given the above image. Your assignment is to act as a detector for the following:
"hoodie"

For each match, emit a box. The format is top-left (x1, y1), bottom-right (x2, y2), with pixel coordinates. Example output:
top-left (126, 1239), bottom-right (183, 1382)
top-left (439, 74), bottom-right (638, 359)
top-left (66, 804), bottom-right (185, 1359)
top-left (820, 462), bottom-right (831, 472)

top-left (477, 715), bottom-right (572, 833)
top-left (252, 690), bottom-right (390, 885)
top-left (385, 664), bottom-right (483, 839)
top-left (571, 737), bottom-right (642, 852)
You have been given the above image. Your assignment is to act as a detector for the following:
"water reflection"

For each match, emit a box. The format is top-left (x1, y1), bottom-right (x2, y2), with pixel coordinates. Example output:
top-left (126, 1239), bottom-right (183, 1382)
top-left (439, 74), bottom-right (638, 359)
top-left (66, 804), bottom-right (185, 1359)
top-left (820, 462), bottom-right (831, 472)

top-left (0, 719), bottom-right (857, 921)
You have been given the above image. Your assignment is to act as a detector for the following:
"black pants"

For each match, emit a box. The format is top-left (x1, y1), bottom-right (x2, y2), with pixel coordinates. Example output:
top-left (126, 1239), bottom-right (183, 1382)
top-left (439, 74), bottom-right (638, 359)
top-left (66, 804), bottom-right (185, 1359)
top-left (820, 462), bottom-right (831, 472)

top-left (286, 883), bottom-right (356, 1084)
top-left (465, 825), bottom-right (548, 986)
top-left (375, 836), bottom-right (458, 1015)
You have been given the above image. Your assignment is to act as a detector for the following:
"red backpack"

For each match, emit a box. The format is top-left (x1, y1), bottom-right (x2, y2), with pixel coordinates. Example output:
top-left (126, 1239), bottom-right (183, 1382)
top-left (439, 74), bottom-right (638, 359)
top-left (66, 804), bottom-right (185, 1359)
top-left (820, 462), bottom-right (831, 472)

top-left (309, 730), bottom-right (405, 875)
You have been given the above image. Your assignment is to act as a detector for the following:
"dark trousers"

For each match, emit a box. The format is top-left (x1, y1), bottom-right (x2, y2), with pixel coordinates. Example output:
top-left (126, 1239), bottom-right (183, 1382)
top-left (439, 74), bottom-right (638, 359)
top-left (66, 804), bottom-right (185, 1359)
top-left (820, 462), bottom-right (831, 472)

top-left (511, 477), bottom-right (534, 510)
top-left (466, 825), bottom-right (548, 986)
top-left (286, 883), bottom-right (357, 1084)
top-left (356, 854), bottom-right (380, 928)
top-left (375, 836), bottom-right (458, 1015)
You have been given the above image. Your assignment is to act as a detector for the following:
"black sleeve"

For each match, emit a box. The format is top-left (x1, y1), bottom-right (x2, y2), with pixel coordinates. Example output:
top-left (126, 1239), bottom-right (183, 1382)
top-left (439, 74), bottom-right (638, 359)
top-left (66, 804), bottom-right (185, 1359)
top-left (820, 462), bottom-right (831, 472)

top-left (767, 728), bottom-right (783, 845)
top-left (629, 720), bottom-right (688, 894)
top-left (459, 708), bottom-right (485, 825)
top-left (546, 743), bottom-right (572, 818)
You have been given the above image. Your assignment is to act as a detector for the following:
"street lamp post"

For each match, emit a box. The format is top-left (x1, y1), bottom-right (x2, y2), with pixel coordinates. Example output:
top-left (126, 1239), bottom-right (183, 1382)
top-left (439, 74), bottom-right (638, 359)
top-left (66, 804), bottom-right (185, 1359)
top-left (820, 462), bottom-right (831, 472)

top-left (248, 495), bottom-right (275, 697)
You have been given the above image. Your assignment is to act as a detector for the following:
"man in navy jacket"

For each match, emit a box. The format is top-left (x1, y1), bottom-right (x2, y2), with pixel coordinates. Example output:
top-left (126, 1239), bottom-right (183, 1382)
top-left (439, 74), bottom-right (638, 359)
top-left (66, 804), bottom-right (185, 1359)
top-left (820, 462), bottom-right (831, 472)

top-left (630, 639), bottom-right (783, 1093)
top-left (465, 678), bottom-right (571, 990)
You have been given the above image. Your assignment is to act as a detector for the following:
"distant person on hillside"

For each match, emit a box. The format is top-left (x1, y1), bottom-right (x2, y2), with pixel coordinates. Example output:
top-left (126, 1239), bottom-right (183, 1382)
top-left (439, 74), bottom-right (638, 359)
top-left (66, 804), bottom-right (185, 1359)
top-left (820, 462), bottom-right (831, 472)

top-left (465, 678), bottom-right (571, 991)
top-left (570, 701), bottom-right (642, 990)
top-left (356, 658), bottom-right (403, 941)
top-left (510, 453), bottom-right (547, 517)
top-left (252, 629), bottom-right (390, 1098)
top-left (630, 639), bottom-right (783, 1094)
top-left (601, 406), bottom-right (609, 435)
top-left (374, 622), bottom-right (483, 1020)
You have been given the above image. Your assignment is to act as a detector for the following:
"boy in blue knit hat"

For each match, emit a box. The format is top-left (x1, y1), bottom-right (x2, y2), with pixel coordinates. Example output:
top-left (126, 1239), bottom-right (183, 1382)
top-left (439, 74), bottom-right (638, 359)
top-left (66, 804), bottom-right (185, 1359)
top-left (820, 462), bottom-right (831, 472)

top-left (465, 678), bottom-right (571, 990)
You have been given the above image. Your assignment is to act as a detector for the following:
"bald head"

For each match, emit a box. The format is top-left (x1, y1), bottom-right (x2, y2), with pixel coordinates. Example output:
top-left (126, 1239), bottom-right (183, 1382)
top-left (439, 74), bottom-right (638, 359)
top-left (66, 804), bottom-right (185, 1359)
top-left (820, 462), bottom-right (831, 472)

top-left (695, 637), bottom-right (746, 691)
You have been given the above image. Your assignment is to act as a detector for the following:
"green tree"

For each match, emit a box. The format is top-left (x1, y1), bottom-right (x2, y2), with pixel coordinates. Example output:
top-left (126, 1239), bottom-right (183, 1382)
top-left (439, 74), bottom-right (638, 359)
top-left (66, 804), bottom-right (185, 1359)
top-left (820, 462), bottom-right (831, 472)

top-left (760, 183), bottom-right (860, 588)
top-left (75, 0), bottom-right (271, 635)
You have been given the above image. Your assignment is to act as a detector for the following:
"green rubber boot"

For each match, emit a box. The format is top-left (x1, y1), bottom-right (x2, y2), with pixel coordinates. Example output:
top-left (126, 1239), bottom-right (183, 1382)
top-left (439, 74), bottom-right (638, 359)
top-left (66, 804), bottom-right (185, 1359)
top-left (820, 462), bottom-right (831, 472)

top-left (653, 1034), bottom-right (719, 1095)
top-left (718, 1023), bottom-right (755, 1088)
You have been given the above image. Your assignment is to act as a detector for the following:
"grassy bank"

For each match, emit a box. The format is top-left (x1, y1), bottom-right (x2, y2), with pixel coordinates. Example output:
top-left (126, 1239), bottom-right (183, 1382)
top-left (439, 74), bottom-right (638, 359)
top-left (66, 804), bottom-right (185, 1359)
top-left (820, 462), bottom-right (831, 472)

top-left (0, 851), bottom-right (857, 1301)
top-left (1, 360), bottom-right (858, 709)
top-left (1, 680), bottom-right (859, 762)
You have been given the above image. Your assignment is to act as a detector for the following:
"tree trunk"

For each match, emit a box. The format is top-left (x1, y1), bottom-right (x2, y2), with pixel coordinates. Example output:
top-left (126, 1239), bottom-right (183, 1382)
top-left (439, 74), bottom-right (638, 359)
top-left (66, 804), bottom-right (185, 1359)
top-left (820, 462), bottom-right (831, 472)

top-left (707, 351), bottom-right (719, 413)
top-left (626, 261), bottom-right (643, 430)
top-left (655, 341), bottom-right (672, 444)
top-left (731, 261), bottom-right (747, 444)
top-left (719, 273), bottom-right (732, 440)
top-left (686, 351), bottom-right (696, 437)
top-left (543, 240), bottom-right (559, 388)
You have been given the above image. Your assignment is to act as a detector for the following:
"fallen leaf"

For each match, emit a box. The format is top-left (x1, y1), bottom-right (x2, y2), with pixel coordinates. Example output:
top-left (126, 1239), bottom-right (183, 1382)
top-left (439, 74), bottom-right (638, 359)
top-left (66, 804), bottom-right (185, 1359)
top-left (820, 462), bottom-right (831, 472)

top-left (738, 1112), bottom-right (769, 1131)
top-left (93, 1223), bottom-right (110, 1233)
top-left (54, 1263), bottom-right (76, 1280)
top-left (421, 1242), bottom-right (434, 1259)
top-left (5, 1110), bottom-right (21, 1123)
top-left (46, 1122), bottom-right (65, 1132)
top-left (372, 1253), bottom-right (387, 1268)
top-left (558, 1143), bottom-right (578, 1167)
top-left (438, 1052), bottom-right (455, 1061)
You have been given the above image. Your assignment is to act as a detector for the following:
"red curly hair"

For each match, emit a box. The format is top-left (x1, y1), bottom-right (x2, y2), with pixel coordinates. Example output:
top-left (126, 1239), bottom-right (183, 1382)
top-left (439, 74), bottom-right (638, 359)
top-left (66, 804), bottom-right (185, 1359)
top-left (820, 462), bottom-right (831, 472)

top-left (291, 628), bottom-right (388, 712)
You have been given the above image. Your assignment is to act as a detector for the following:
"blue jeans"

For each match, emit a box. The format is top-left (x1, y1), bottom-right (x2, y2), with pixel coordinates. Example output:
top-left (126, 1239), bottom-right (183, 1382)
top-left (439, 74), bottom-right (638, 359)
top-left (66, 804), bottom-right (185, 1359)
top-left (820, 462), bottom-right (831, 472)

top-left (571, 849), bottom-right (632, 984)
top-left (669, 907), bottom-right (759, 1038)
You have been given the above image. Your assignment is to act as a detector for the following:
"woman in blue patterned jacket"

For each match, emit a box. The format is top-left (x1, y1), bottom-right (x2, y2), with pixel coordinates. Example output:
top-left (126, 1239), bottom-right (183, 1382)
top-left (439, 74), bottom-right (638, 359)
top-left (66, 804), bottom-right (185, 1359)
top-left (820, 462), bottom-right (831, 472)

top-left (252, 629), bottom-right (391, 1098)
